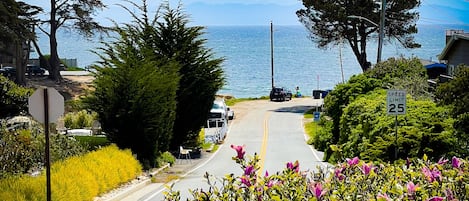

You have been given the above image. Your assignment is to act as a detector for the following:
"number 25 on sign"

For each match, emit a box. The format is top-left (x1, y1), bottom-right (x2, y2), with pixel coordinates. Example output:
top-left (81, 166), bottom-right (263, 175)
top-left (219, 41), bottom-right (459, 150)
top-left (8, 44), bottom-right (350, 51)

top-left (387, 90), bottom-right (406, 115)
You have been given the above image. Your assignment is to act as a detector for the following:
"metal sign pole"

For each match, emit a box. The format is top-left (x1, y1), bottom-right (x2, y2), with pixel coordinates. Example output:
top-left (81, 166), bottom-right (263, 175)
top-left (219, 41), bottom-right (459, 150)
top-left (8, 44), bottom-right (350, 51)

top-left (395, 115), bottom-right (398, 160)
top-left (44, 88), bottom-right (51, 201)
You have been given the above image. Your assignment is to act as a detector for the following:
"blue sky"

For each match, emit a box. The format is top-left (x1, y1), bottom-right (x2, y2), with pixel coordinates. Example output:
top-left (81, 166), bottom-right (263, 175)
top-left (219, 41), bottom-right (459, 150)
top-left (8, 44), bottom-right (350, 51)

top-left (24, 0), bottom-right (469, 26)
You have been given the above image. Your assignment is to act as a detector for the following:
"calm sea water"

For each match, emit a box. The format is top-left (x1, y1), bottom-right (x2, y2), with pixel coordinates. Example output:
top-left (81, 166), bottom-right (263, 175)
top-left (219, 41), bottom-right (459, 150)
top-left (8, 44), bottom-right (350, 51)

top-left (32, 24), bottom-right (469, 98)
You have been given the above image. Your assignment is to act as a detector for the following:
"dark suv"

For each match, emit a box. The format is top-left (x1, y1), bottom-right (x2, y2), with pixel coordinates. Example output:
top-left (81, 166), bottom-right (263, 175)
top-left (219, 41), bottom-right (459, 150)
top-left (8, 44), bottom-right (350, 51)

top-left (26, 65), bottom-right (45, 76)
top-left (0, 66), bottom-right (16, 77)
top-left (270, 87), bottom-right (292, 101)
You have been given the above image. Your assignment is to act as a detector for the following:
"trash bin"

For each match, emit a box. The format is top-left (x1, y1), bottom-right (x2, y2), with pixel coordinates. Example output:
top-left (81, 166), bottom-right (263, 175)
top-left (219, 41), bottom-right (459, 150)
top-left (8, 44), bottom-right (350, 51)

top-left (312, 90), bottom-right (322, 99)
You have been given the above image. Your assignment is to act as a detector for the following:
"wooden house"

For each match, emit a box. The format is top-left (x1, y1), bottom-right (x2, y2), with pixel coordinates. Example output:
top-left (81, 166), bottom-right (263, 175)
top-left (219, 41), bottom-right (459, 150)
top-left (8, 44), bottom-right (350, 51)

top-left (438, 30), bottom-right (469, 76)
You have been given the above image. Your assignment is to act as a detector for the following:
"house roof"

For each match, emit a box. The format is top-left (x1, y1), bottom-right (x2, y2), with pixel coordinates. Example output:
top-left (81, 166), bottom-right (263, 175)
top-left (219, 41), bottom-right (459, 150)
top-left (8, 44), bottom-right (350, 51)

top-left (438, 33), bottom-right (469, 60)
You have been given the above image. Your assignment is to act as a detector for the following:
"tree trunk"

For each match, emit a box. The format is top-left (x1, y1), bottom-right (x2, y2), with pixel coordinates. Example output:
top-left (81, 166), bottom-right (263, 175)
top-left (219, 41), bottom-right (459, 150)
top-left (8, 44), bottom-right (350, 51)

top-left (32, 40), bottom-right (50, 70)
top-left (14, 40), bottom-right (26, 86)
top-left (48, 0), bottom-right (62, 82)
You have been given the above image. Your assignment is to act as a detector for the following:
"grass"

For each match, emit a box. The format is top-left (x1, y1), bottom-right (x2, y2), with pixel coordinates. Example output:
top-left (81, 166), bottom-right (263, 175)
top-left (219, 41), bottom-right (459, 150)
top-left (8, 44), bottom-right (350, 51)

top-left (74, 135), bottom-right (110, 150)
top-left (304, 108), bottom-right (314, 119)
top-left (225, 96), bottom-right (269, 106)
top-left (65, 66), bottom-right (85, 71)
top-left (304, 121), bottom-right (320, 141)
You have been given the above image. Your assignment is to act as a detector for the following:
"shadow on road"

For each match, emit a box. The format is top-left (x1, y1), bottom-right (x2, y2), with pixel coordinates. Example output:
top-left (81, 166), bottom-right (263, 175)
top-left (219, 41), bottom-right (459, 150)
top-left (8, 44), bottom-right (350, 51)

top-left (271, 105), bottom-right (314, 114)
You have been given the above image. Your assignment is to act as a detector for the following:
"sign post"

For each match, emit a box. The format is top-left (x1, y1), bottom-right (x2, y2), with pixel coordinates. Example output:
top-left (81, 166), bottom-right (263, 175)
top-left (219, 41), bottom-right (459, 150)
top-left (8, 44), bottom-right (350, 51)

top-left (386, 90), bottom-right (406, 160)
top-left (29, 87), bottom-right (64, 201)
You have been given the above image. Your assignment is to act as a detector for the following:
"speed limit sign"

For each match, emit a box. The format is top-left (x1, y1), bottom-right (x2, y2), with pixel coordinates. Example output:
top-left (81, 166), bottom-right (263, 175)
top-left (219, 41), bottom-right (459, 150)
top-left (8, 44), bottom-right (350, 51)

top-left (387, 90), bottom-right (406, 115)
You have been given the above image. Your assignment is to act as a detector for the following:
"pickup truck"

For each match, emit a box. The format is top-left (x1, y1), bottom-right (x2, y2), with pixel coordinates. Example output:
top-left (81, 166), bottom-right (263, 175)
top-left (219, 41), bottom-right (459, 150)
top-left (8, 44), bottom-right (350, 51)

top-left (205, 98), bottom-right (233, 143)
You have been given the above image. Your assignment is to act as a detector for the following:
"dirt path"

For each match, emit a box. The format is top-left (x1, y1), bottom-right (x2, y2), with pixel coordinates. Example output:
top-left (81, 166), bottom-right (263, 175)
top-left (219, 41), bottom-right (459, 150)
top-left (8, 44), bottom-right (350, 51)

top-left (26, 75), bottom-right (94, 100)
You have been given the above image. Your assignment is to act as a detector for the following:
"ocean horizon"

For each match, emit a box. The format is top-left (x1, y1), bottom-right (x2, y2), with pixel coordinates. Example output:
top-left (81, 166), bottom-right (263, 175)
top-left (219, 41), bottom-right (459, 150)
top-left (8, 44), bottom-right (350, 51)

top-left (31, 24), bottom-right (469, 98)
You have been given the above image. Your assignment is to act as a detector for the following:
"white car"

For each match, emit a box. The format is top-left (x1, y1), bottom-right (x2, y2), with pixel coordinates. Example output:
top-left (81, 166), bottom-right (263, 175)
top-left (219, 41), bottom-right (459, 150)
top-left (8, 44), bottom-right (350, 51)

top-left (209, 99), bottom-right (234, 121)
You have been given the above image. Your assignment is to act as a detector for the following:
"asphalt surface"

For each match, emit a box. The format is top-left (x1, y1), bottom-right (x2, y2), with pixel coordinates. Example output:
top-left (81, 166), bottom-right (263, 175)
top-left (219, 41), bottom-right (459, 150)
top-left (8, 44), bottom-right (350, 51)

top-left (107, 97), bottom-right (328, 201)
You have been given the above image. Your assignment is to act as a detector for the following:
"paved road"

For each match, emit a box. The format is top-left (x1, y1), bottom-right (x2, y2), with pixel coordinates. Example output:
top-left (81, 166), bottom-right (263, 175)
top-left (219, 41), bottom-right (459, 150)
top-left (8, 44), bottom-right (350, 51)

top-left (132, 98), bottom-right (328, 201)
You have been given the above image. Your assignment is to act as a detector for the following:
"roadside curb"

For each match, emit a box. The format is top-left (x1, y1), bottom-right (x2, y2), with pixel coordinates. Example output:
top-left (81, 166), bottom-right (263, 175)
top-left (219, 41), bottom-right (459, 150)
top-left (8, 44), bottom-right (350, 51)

top-left (98, 163), bottom-right (170, 201)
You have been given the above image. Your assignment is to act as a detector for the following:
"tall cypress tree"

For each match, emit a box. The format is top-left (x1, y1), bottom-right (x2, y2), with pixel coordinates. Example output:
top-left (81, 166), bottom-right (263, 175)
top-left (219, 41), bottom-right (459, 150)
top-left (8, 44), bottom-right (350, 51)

top-left (86, 1), bottom-right (180, 169)
top-left (152, 2), bottom-right (225, 149)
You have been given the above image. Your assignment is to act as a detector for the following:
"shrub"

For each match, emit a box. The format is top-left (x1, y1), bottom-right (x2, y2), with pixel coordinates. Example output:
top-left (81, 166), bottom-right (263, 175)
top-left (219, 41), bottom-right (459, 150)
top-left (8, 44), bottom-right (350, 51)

top-left (0, 75), bottom-right (33, 118)
top-left (165, 145), bottom-right (469, 201)
top-left (0, 127), bottom-right (85, 178)
top-left (157, 151), bottom-right (176, 167)
top-left (0, 145), bottom-right (142, 201)
top-left (62, 110), bottom-right (97, 129)
top-left (337, 90), bottom-right (456, 162)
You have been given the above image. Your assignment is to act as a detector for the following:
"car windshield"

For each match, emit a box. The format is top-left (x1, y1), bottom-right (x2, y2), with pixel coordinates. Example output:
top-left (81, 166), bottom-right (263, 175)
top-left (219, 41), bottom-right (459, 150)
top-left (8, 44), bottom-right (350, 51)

top-left (212, 102), bottom-right (223, 109)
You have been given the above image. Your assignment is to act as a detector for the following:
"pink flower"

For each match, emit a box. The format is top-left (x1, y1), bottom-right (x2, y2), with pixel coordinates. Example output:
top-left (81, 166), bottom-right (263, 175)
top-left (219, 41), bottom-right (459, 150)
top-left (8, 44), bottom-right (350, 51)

top-left (452, 156), bottom-right (461, 169)
top-left (360, 163), bottom-right (373, 175)
top-left (334, 166), bottom-right (345, 181)
top-left (438, 157), bottom-right (449, 165)
top-left (426, 196), bottom-right (444, 201)
top-left (422, 167), bottom-right (442, 182)
top-left (240, 176), bottom-right (251, 187)
top-left (346, 157), bottom-right (359, 166)
top-left (310, 182), bottom-right (325, 199)
top-left (230, 144), bottom-right (246, 159)
top-left (244, 165), bottom-right (255, 176)
top-left (406, 181), bottom-right (418, 194)
top-left (286, 160), bottom-right (300, 172)
top-left (264, 170), bottom-right (269, 177)
top-left (445, 188), bottom-right (455, 201)
top-left (377, 193), bottom-right (391, 201)
top-left (266, 179), bottom-right (275, 188)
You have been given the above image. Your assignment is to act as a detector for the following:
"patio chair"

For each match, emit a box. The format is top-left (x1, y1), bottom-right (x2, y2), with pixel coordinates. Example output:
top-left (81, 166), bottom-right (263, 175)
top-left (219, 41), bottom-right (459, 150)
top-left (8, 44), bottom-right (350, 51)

top-left (178, 146), bottom-right (192, 162)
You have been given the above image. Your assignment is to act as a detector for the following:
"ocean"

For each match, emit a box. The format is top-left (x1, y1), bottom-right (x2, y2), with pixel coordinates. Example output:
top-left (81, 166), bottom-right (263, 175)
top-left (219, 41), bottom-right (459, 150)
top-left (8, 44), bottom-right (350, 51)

top-left (31, 24), bottom-right (469, 98)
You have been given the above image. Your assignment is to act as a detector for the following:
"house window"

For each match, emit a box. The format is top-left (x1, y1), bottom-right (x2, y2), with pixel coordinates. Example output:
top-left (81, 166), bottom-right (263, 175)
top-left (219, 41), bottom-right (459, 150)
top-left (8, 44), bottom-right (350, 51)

top-left (448, 65), bottom-right (455, 76)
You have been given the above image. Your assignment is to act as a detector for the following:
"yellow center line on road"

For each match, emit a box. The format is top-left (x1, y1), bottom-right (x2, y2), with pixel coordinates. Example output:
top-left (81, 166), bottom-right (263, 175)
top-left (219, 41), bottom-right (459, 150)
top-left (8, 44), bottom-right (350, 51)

top-left (258, 112), bottom-right (270, 175)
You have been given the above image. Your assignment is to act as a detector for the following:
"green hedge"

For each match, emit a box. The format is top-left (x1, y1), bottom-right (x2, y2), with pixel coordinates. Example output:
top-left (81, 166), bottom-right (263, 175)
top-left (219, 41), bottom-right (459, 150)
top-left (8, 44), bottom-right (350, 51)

top-left (0, 144), bottom-right (142, 201)
top-left (335, 89), bottom-right (456, 162)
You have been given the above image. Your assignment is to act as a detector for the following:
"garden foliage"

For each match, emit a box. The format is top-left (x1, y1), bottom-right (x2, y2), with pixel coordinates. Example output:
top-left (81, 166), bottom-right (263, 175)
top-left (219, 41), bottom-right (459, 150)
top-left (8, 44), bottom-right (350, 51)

top-left (0, 75), bottom-right (33, 118)
top-left (435, 65), bottom-right (469, 156)
top-left (338, 90), bottom-right (455, 162)
top-left (62, 109), bottom-right (97, 129)
top-left (0, 127), bottom-right (85, 179)
top-left (0, 145), bottom-right (142, 201)
top-left (319, 57), bottom-right (452, 162)
top-left (166, 145), bottom-right (469, 201)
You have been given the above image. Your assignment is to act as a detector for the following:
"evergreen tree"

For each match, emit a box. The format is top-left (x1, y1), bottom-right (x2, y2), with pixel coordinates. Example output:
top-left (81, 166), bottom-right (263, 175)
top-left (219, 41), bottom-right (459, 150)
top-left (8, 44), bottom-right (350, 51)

top-left (86, 1), bottom-right (180, 169)
top-left (0, 0), bottom-right (40, 85)
top-left (152, 2), bottom-right (225, 149)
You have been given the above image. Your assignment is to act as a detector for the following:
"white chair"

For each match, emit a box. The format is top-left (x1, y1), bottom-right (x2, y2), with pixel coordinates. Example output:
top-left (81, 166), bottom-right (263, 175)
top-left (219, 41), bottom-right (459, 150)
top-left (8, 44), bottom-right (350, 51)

top-left (178, 146), bottom-right (192, 163)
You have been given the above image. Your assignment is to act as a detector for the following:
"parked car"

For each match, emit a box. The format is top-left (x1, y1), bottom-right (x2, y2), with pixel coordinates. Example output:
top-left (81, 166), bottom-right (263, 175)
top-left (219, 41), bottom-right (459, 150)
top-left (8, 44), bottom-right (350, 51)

top-left (270, 87), bottom-right (292, 101)
top-left (26, 65), bottom-right (46, 76)
top-left (0, 66), bottom-right (16, 77)
top-left (209, 99), bottom-right (230, 121)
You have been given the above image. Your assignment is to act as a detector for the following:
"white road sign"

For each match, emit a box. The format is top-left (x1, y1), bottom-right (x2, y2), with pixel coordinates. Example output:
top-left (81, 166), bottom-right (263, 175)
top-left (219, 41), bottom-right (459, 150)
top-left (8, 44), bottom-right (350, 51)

top-left (28, 87), bottom-right (64, 123)
top-left (387, 90), bottom-right (406, 115)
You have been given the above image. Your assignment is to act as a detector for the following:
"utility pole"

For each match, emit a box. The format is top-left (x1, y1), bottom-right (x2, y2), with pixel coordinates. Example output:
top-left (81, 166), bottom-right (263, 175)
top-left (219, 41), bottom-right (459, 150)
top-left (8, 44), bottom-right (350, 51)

top-left (377, 0), bottom-right (386, 63)
top-left (270, 21), bottom-right (274, 89)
